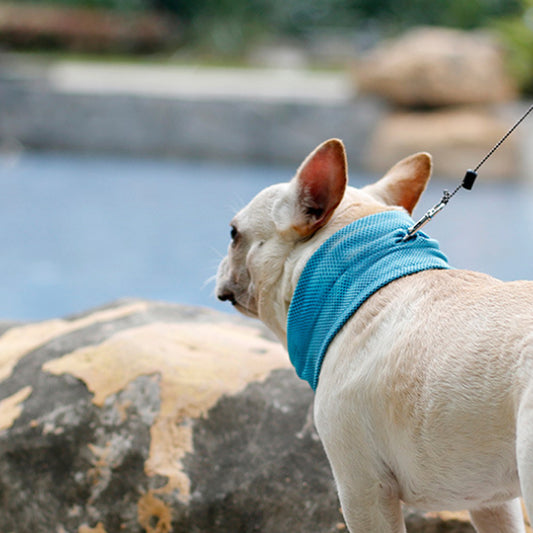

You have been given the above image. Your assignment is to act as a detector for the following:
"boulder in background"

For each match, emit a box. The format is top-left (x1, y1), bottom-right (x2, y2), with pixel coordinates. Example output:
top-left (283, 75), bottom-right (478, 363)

top-left (355, 27), bottom-right (516, 108)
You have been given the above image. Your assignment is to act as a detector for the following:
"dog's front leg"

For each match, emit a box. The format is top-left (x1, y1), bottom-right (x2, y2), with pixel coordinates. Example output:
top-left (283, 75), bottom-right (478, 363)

top-left (337, 486), bottom-right (405, 533)
top-left (469, 499), bottom-right (526, 533)
top-left (334, 472), bottom-right (406, 533)
top-left (315, 394), bottom-right (406, 531)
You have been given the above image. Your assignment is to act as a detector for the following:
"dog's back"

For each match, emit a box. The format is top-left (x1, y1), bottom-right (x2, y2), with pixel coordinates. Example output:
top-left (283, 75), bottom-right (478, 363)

top-left (315, 268), bottom-right (533, 515)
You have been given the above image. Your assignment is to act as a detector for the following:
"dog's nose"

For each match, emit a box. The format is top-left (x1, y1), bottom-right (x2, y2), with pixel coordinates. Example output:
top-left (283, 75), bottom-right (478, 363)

top-left (218, 288), bottom-right (236, 305)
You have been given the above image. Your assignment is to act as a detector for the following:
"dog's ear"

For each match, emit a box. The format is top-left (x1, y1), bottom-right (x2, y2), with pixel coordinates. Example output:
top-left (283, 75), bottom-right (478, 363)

top-left (288, 138), bottom-right (348, 237)
top-left (365, 152), bottom-right (432, 215)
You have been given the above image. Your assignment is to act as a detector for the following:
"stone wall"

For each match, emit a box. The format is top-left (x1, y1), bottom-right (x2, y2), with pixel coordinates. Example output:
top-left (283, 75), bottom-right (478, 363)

top-left (0, 68), bottom-right (383, 168)
top-left (1, 61), bottom-right (530, 180)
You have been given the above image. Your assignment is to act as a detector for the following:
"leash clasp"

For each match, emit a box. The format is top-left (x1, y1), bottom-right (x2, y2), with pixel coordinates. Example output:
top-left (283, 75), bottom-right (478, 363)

top-left (402, 191), bottom-right (451, 242)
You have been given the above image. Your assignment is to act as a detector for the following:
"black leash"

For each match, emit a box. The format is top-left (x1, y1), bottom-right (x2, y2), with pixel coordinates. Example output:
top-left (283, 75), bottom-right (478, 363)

top-left (402, 103), bottom-right (533, 241)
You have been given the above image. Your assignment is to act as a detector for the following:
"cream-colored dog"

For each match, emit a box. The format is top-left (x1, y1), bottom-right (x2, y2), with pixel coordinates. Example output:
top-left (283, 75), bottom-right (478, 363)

top-left (216, 138), bottom-right (533, 532)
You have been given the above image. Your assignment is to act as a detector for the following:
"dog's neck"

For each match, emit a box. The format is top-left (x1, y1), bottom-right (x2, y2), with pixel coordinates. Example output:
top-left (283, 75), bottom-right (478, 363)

top-left (259, 193), bottom-right (392, 345)
top-left (285, 210), bottom-right (450, 389)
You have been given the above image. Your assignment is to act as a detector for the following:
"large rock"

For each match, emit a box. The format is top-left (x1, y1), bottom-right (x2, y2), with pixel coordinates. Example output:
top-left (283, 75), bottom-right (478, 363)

top-left (0, 300), bottom-right (339, 533)
top-left (0, 299), bottom-right (514, 532)
top-left (355, 27), bottom-right (516, 107)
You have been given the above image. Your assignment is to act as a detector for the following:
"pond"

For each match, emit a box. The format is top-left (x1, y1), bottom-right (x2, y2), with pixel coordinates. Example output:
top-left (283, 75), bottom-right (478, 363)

top-left (1, 150), bottom-right (533, 322)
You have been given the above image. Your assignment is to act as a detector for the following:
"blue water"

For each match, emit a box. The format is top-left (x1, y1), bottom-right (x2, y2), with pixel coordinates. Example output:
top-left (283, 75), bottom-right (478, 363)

top-left (1, 151), bottom-right (533, 321)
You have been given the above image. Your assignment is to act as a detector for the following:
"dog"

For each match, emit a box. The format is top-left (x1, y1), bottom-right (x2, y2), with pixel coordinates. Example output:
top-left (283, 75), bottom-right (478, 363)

top-left (216, 138), bottom-right (533, 532)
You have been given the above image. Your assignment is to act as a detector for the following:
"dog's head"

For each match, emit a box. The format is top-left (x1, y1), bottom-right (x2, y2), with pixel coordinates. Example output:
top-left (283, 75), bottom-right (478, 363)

top-left (216, 138), bottom-right (432, 342)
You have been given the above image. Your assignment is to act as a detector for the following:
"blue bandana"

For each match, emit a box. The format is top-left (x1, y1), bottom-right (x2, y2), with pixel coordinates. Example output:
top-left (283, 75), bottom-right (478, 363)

top-left (287, 210), bottom-right (451, 390)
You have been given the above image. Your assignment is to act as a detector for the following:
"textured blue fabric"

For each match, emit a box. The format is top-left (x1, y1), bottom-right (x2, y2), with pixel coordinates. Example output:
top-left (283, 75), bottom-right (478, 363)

top-left (287, 210), bottom-right (451, 390)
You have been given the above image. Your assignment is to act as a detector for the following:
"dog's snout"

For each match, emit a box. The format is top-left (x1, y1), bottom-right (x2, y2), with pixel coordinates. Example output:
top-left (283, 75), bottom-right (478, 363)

top-left (218, 288), bottom-right (236, 305)
top-left (216, 257), bottom-right (236, 305)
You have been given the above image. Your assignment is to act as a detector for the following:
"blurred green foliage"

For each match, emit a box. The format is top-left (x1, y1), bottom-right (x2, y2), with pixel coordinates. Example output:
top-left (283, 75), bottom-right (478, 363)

top-left (171, 0), bottom-right (527, 60)
top-left (16, 0), bottom-right (523, 28)
top-left (493, 0), bottom-right (533, 94)
top-left (15, 0), bottom-right (147, 9)
top-left (142, 0), bottom-right (525, 56)
top-left (347, 0), bottom-right (522, 30)
top-left (13, 0), bottom-right (533, 92)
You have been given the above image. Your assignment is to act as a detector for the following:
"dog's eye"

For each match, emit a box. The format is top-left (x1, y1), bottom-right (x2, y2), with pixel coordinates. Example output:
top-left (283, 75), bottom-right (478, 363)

top-left (230, 225), bottom-right (238, 241)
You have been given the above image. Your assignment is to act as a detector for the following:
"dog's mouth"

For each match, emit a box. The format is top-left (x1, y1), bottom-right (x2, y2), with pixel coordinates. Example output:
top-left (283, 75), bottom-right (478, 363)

top-left (233, 301), bottom-right (258, 318)
top-left (217, 287), bottom-right (258, 318)
top-left (228, 294), bottom-right (258, 318)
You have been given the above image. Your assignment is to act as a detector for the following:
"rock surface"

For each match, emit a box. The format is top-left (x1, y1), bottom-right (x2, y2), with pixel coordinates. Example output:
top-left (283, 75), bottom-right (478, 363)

top-left (0, 300), bottom-right (339, 533)
top-left (0, 300), bottom-right (527, 532)
top-left (355, 27), bottom-right (516, 108)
